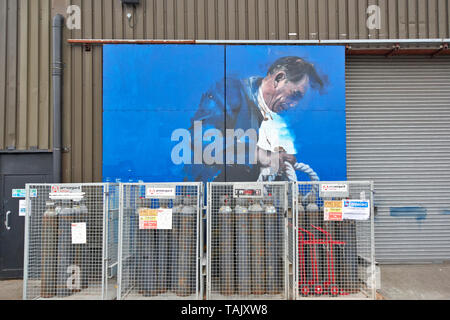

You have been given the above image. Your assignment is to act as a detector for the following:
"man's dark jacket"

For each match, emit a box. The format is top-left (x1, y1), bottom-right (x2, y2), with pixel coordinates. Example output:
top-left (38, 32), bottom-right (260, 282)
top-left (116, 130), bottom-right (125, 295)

top-left (183, 76), bottom-right (265, 182)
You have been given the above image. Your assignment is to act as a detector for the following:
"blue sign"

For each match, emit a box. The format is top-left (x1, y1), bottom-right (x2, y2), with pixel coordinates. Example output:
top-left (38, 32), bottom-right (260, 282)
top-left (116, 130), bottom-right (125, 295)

top-left (12, 189), bottom-right (37, 198)
top-left (344, 200), bottom-right (369, 208)
top-left (103, 45), bottom-right (346, 183)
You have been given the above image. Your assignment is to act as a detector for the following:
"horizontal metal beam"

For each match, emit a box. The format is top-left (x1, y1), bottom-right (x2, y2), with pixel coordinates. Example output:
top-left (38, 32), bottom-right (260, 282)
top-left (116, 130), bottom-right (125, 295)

top-left (346, 47), bottom-right (450, 56)
top-left (0, 149), bottom-right (52, 154)
top-left (66, 39), bottom-right (450, 58)
top-left (68, 38), bottom-right (450, 45)
top-left (68, 39), bottom-right (196, 44)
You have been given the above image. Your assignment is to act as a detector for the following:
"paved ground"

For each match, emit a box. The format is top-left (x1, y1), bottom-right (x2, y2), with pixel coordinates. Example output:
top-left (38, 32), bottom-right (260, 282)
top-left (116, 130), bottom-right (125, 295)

top-left (378, 263), bottom-right (450, 300)
top-left (0, 280), bottom-right (22, 300)
top-left (1, 264), bottom-right (449, 300)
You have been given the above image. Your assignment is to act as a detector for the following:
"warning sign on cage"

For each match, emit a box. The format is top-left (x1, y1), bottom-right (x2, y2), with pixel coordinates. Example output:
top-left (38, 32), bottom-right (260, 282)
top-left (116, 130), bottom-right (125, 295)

top-left (324, 201), bottom-right (343, 221)
top-left (342, 200), bottom-right (370, 220)
top-left (50, 185), bottom-right (84, 200)
top-left (319, 183), bottom-right (349, 198)
top-left (145, 186), bottom-right (175, 199)
top-left (71, 222), bottom-right (87, 244)
top-left (233, 183), bottom-right (264, 198)
top-left (138, 208), bottom-right (173, 230)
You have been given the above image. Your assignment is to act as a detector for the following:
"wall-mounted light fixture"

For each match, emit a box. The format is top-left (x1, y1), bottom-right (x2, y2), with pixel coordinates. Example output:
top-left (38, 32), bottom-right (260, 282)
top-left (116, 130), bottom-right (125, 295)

top-left (121, 0), bottom-right (140, 29)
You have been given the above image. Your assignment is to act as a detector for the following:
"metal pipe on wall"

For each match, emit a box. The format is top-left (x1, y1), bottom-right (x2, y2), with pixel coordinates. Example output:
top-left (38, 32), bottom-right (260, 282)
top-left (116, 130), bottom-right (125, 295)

top-left (52, 14), bottom-right (64, 183)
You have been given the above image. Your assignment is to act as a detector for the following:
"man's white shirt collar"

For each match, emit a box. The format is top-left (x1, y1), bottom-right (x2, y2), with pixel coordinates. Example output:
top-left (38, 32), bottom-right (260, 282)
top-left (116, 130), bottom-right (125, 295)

top-left (257, 86), bottom-right (274, 121)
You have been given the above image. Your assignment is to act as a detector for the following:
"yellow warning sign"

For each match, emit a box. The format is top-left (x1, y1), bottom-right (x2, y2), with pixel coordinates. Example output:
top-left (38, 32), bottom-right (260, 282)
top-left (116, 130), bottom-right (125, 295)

top-left (324, 201), bottom-right (343, 221)
top-left (139, 208), bottom-right (158, 229)
top-left (138, 208), bottom-right (173, 230)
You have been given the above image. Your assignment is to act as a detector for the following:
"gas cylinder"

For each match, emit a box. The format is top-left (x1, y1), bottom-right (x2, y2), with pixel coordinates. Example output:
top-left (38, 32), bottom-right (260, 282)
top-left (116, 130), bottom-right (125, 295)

top-left (136, 197), bottom-right (145, 294)
top-left (56, 202), bottom-right (75, 297)
top-left (72, 202), bottom-right (89, 290)
top-left (249, 200), bottom-right (265, 295)
top-left (306, 198), bottom-right (321, 229)
top-left (176, 195), bottom-right (196, 297)
top-left (235, 198), bottom-right (250, 296)
top-left (323, 203), bottom-right (337, 295)
top-left (264, 194), bottom-right (279, 295)
top-left (169, 197), bottom-right (182, 293)
top-left (297, 195), bottom-right (306, 229)
top-left (157, 199), bottom-right (169, 294)
top-left (41, 202), bottom-right (58, 298)
top-left (306, 196), bottom-right (325, 295)
top-left (331, 219), bottom-right (343, 292)
top-left (219, 195), bottom-right (234, 296)
top-left (339, 219), bottom-right (358, 292)
top-left (139, 198), bottom-right (158, 297)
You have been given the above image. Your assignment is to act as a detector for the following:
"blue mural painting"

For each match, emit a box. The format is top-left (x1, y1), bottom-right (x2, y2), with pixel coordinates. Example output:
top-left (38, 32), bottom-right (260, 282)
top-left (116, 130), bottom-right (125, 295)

top-left (103, 45), bottom-right (346, 183)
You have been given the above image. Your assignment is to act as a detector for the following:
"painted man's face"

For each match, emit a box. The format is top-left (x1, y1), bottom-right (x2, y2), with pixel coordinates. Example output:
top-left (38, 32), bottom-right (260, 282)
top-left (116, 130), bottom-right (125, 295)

top-left (270, 75), bottom-right (309, 113)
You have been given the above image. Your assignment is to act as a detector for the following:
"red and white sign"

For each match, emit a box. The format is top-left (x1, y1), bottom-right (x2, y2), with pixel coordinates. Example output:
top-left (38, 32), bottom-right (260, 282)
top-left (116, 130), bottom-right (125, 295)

top-left (320, 183), bottom-right (349, 198)
top-left (50, 185), bottom-right (84, 200)
top-left (320, 184), bottom-right (348, 193)
top-left (51, 185), bottom-right (82, 194)
top-left (145, 186), bottom-right (175, 198)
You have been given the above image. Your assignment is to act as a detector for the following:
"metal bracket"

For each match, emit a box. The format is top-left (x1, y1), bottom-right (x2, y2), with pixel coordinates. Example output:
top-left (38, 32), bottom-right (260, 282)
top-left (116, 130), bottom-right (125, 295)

top-left (385, 44), bottom-right (400, 58)
top-left (84, 43), bottom-right (92, 52)
top-left (345, 44), bottom-right (351, 54)
top-left (431, 43), bottom-right (448, 58)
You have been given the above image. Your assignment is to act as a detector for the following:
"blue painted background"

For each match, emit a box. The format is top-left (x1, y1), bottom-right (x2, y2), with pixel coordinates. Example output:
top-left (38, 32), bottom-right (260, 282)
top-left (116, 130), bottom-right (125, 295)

top-left (226, 46), bottom-right (346, 181)
top-left (103, 45), bottom-right (346, 182)
top-left (103, 45), bottom-right (224, 182)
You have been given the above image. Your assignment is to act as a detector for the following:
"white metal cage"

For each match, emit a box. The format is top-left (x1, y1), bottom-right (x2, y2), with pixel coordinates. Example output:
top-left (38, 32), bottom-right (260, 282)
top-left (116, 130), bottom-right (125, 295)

top-left (207, 182), bottom-right (289, 300)
top-left (23, 183), bottom-right (119, 300)
top-left (118, 182), bottom-right (203, 300)
top-left (292, 181), bottom-right (376, 300)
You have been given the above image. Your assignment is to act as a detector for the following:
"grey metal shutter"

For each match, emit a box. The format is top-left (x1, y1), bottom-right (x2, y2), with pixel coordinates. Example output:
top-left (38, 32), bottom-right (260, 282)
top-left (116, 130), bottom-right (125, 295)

top-left (346, 56), bottom-right (450, 263)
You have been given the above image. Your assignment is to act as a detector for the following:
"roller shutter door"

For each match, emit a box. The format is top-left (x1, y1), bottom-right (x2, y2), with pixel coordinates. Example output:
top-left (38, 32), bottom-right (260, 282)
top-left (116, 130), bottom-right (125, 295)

top-left (346, 56), bottom-right (450, 263)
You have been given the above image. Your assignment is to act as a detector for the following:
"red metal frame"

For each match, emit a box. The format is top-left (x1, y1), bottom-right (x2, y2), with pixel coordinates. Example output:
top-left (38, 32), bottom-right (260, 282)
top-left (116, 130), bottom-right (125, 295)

top-left (298, 224), bottom-right (346, 297)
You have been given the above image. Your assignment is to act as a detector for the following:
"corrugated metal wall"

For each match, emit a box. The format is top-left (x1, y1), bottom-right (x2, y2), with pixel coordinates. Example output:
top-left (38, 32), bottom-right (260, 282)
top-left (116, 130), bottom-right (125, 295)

top-left (60, 0), bottom-right (450, 40)
top-left (2, 0), bottom-right (450, 182)
top-left (0, 0), bottom-right (53, 151)
top-left (346, 56), bottom-right (450, 262)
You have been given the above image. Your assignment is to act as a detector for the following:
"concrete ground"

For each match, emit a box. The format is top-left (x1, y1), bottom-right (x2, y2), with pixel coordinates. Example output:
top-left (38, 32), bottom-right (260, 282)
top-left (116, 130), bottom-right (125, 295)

top-left (378, 263), bottom-right (450, 300)
top-left (0, 280), bottom-right (22, 300)
top-left (1, 264), bottom-right (449, 300)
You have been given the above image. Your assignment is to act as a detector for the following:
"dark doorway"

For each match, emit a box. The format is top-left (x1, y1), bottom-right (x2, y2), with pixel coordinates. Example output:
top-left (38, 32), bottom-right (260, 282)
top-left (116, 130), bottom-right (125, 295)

top-left (0, 153), bottom-right (52, 279)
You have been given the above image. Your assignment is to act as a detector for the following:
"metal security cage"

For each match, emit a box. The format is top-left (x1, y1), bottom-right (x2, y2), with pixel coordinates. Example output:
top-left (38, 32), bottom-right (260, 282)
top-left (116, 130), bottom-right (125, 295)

top-left (207, 182), bottom-right (289, 300)
top-left (286, 182), bottom-right (296, 300)
top-left (118, 182), bottom-right (203, 300)
top-left (292, 181), bottom-right (376, 300)
top-left (23, 183), bottom-right (119, 300)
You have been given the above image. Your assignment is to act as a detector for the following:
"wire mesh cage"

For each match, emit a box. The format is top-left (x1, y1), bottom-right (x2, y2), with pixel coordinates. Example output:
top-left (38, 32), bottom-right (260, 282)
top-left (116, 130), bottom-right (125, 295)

top-left (286, 182), bottom-right (295, 300)
top-left (207, 182), bottom-right (289, 300)
top-left (118, 182), bottom-right (203, 300)
top-left (292, 181), bottom-right (376, 300)
top-left (23, 183), bottom-right (119, 300)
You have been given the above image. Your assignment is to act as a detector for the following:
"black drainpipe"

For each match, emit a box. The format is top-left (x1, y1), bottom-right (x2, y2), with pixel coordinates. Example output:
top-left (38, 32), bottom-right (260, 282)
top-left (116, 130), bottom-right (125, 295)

top-left (52, 14), bottom-right (64, 183)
